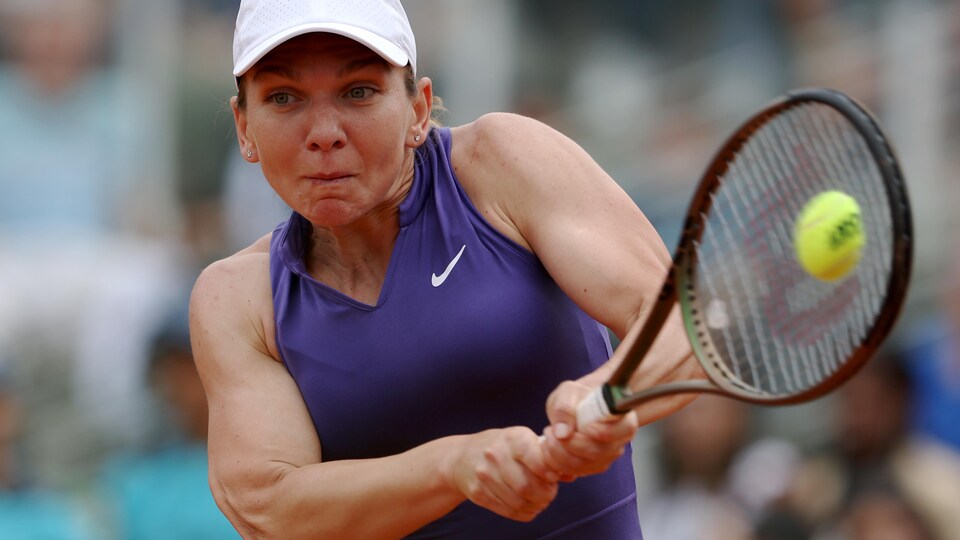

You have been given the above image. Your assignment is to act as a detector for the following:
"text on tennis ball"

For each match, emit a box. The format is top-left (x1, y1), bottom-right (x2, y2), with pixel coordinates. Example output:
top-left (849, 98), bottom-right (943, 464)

top-left (793, 190), bottom-right (866, 282)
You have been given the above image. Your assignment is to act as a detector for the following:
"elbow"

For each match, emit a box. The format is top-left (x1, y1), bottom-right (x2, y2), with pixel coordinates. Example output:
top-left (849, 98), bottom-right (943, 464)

top-left (212, 478), bottom-right (285, 540)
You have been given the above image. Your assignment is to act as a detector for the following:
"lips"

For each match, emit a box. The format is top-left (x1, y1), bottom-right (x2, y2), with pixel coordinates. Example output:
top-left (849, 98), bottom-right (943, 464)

top-left (306, 172), bottom-right (352, 182)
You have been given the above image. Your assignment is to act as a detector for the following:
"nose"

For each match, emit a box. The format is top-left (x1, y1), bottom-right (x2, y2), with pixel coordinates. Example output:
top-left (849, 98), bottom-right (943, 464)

top-left (305, 103), bottom-right (346, 152)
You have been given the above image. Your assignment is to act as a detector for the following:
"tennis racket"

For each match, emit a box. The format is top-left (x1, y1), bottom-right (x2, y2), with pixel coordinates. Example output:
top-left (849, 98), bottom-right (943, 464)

top-left (577, 88), bottom-right (913, 428)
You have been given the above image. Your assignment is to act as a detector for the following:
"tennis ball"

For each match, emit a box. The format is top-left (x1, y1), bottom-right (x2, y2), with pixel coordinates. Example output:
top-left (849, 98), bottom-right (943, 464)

top-left (794, 190), bottom-right (865, 281)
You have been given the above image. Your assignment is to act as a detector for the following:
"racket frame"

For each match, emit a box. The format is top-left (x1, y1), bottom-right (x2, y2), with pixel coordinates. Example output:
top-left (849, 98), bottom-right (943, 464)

top-left (593, 88), bottom-right (913, 417)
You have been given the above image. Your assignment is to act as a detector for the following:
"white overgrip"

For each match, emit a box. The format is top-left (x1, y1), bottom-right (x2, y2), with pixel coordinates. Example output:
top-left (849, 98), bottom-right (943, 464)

top-left (576, 386), bottom-right (614, 430)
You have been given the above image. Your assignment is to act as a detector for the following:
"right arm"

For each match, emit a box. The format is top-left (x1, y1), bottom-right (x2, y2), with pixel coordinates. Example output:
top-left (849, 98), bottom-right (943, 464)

top-left (189, 246), bottom-right (558, 540)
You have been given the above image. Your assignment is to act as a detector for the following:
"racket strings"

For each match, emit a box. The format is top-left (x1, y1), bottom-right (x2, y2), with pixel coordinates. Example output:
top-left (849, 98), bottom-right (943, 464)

top-left (690, 102), bottom-right (896, 397)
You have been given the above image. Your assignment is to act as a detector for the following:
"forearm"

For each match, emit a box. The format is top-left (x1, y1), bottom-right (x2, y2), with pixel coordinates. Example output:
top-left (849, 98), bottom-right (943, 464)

top-left (220, 436), bottom-right (467, 540)
top-left (624, 306), bottom-right (703, 425)
top-left (578, 309), bottom-right (704, 427)
top-left (626, 358), bottom-right (701, 426)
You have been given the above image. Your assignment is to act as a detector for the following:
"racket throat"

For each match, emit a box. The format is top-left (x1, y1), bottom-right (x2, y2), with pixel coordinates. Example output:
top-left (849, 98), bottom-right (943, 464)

top-left (614, 380), bottom-right (718, 409)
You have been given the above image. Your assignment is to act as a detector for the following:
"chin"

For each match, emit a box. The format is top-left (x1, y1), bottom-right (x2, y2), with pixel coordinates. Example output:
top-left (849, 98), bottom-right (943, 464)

top-left (300, 200), bottom-right (363, 228)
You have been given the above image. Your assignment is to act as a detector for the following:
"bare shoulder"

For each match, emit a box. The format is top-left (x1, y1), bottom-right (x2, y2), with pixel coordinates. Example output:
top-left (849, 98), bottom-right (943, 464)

top-left (190, 232), bottom-right (278, 361)
top-left (192, 233), bottom-right (272, 305)
top-left (449, 113), bottom-right (616, 251)
top-left (449, 114), bottom-right (575, 249)
top-left (450, 113), bottom-right (575, 176)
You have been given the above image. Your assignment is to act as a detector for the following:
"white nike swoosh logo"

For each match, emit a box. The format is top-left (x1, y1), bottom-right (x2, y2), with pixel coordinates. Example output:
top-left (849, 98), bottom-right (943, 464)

top-left (431, 244), bottom-right (466, 287)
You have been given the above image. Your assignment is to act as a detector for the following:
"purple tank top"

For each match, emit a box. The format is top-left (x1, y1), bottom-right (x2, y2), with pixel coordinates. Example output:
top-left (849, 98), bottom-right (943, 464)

top-left (270, 127), bottom-right (642, 538)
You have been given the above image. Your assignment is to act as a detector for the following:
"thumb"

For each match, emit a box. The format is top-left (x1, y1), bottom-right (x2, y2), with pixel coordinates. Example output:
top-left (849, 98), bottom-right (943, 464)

top-left (545, 380), bottom-right (589, 440)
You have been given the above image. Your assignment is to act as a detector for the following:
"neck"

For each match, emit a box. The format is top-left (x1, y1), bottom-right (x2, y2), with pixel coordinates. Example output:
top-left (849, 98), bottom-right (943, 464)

top-left (307, 215), bottom-right (397, 306)
top-left (304, 155), bottom-right (416, 304)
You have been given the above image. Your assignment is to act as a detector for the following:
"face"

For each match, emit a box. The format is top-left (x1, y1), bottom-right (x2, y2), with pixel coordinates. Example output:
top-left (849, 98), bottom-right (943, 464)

top-left (234, 33), bottom-right (430, 228)
top-left (662, 394), bottom-right (748, 481)
top-left (836, 360), bottom-right (907, 460)
top-left (1, 0), bottom-right (107, 94)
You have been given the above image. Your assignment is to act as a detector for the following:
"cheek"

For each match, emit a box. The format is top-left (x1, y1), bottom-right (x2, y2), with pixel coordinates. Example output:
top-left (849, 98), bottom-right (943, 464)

top-left (356, 118), bottom-right (408, 170)
top-left (251, 123), bottom-right (301, 185)
top-left (250, 115), bottom-right (297, 154)
top-left (368, 136), bottom-right (406, 173)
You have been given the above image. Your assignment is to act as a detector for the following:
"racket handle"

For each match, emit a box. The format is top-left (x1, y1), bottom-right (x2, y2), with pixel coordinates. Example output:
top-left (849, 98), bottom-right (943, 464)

top-left (576, 385), bottom-right (618, 430)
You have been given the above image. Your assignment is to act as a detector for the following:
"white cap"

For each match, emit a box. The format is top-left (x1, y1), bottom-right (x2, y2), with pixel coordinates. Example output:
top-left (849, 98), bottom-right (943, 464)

top-left (233, 0), bottom-right (417, 78)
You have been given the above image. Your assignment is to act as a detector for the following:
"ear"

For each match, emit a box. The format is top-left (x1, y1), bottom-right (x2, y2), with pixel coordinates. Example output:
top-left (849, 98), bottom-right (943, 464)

top-left (408, 77), bottom-right (434, 148)
top-left (232, 96), bottom-right (258, 163)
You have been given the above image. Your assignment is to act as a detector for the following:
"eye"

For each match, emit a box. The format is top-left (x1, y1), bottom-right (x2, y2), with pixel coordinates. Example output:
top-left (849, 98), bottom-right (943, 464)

top-left (347, 87), bottom-right (374, 100)
top-left (267, 92), bottom-right (295, 105)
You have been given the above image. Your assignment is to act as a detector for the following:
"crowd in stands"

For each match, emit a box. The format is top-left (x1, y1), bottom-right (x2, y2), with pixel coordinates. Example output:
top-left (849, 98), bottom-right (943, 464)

top-left (0, 0), bottom-right (956, 538)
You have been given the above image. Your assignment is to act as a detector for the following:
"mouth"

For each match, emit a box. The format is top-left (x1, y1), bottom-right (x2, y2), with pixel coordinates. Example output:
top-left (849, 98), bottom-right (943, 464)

top-left (305, 172), bottom-right (353, 184)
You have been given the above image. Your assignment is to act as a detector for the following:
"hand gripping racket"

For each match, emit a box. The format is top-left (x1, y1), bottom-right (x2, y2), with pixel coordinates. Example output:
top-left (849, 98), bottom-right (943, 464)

top-left (577, 88), bottom-right (913, 428)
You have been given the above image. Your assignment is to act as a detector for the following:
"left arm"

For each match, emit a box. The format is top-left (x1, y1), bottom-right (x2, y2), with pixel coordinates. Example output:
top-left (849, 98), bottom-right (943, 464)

top-left (453, 113), bottom-right (661, 340)
top-left (451, 113), bottom-right (704, 474)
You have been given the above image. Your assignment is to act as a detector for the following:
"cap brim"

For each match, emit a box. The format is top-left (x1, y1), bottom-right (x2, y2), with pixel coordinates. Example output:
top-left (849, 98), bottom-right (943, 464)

top-left (233, 21), bottom-right (409, 77)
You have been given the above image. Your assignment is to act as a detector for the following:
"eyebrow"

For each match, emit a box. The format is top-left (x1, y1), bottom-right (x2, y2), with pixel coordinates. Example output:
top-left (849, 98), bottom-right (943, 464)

top-left (252, 64), bottom-right (300, 82)
top-left (252, 53), bottom-right (389, 83)
top-left (337, 55), bottom-right (390, 78)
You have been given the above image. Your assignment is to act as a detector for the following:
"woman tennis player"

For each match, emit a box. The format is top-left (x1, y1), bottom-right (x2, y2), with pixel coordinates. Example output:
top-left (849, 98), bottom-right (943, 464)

top-left (189, 0), bottom-right (699, 537)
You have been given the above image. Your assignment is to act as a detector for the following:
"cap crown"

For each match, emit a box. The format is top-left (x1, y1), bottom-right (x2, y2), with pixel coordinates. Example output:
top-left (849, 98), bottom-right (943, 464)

top-left (233, 0), bottom-right (416, 77)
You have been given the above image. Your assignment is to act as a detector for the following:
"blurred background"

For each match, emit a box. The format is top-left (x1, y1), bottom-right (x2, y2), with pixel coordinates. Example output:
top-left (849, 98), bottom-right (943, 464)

top-left (0, 0), bottom-right (957, 538)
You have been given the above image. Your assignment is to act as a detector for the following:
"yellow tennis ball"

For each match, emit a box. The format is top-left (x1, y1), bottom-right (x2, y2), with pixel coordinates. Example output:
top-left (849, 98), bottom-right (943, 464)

top-left (794, 190), bottom-right (865, 281)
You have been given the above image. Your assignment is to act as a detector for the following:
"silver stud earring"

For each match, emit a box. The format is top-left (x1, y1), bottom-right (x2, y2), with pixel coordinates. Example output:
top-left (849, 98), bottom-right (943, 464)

top-left (414, 134), bottom-right (421, 143)
top-left (246, 149), bottom-right (254, 158)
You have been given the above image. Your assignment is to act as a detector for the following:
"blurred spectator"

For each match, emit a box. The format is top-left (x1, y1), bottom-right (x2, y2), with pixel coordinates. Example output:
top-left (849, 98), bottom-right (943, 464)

top-left (777, 0), bottom-right (881, 106)
top-left (174, 0), bottom-right (290, 261)
top-left (0, 0), bottom-right (186, 476)
top-left (98, 316), bottom-right (237, 540)
top-left (174, 0), bottom-right (240, 265)
top-left (220, 151), bottom-right (291, 253)
top-left (0, 0), bottom-right (954, 536)
top-left (0, 361), bottom-right (95, 539)
top-left (832, 485), bottom-right (935, 540)
top-left (0, 0), bottom-right (176, 235)
top-left (901, 247), bottom-right (960, 453)
top-left (640, 395), bottom-right (799, 540)
top-left (784, 351), bottom-right (960, 540)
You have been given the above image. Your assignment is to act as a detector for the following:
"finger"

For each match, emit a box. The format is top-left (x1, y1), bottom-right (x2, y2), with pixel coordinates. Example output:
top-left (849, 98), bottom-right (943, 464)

top-left (541, 426), bottom-right (592, 472)
top-left (557, 431), bottom-right (629, 462)
top-left (545, 380), bottom-right (589, 440)
top-left (504, 433), bottom-right (559, 506)
top-left (527, 436), bottom-right (561, 483)
top-left (541, 428), bottom-right (627, 477)
top-left (480, 455), bottom-right (554, 520)
top-left (470, 458), bottom-right (535, 520)
top-left (579, 411), bottom-right (639, 443)
top-left (501, 458), bottom-right (558, 509)
top-left (474, 487), bottom-right (540, 522)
